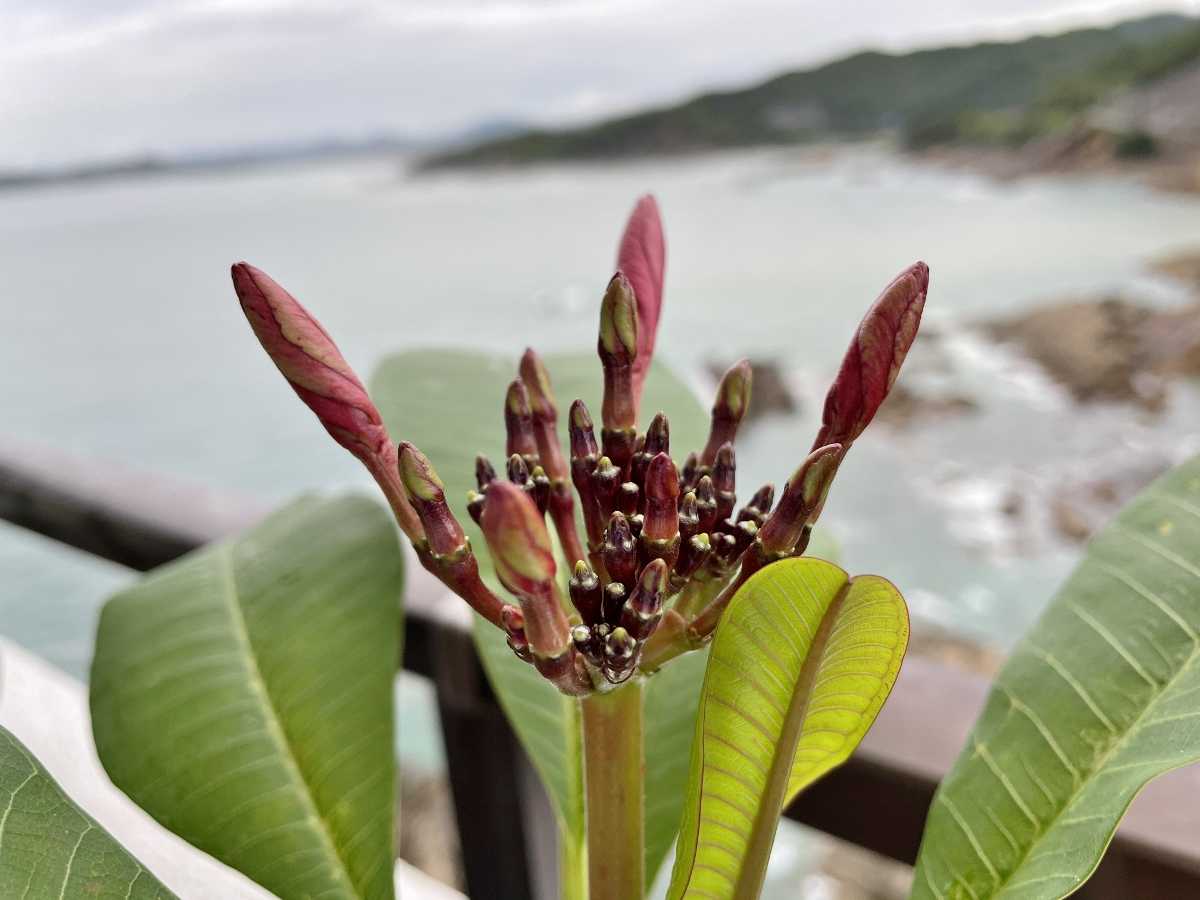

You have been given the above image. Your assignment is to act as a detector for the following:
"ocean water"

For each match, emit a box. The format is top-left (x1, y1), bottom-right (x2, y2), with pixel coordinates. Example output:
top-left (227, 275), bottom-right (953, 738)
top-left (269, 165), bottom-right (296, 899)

top-left (4, 146), bottom-right (1200, 784)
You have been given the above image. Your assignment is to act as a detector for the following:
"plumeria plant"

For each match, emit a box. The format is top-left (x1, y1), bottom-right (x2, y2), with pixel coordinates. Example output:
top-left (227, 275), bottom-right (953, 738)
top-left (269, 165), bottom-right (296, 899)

top-left (227, 195), bottom-right (925, 900)
top-left (7, 196), bottom-right (1200, 900)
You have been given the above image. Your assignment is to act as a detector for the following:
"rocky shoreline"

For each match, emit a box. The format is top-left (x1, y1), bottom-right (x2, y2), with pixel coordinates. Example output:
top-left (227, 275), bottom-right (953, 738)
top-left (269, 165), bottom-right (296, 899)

top-left (917, 131), bottom-right (1200, 196)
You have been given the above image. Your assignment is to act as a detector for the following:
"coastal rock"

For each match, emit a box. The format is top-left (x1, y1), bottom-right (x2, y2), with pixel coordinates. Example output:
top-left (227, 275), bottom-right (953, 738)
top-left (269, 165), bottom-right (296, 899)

top-left (982, 295), bottom-right (1200, 409)
top-left (1151, 247), bottom-right (1200, 290)
top-left (876, 382), bottom-right (979, 428)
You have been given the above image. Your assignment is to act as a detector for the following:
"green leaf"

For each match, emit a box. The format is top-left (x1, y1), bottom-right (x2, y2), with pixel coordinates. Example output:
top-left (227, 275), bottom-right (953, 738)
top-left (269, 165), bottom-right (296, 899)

top-left (912, 455), bottom-right (1200, 900)
top-left (667, 558), bottom-right (908, 900)
top-left (0, 725), bottom-right (176, 899)
top-left (372, 348), bottom-right (711, 886)
top-left (90, 495), bottom-right (403, 900)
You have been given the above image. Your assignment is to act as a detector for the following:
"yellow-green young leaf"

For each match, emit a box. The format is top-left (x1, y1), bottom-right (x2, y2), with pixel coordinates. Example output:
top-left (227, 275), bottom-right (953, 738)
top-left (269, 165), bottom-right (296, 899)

top-left (912, 455), bottom-right (1200, 900)
top-left (90, 495), bottom-right (403, 900)
top-left (372, 348), bottom-right (710, 887)
top-left (0, 726), bottom-right (176, 899)
top-left (667, 558), bottom-right (908, 900)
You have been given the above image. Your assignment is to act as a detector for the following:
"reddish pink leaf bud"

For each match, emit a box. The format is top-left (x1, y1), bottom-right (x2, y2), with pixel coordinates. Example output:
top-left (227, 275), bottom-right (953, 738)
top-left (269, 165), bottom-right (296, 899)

top-left (813, 261), bottom-right (928, 451)
top-left (231, 262), bottom-right (423, 541)
top-left (616, 194), bottom-right (666, 413)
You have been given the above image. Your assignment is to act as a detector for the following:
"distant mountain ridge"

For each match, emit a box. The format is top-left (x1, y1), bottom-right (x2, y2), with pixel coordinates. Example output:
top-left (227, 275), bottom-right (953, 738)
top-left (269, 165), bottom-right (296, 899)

top-left (0, 120), bottom-right (529, 192)
top-left (421, 12), bottom-right (1200, 169)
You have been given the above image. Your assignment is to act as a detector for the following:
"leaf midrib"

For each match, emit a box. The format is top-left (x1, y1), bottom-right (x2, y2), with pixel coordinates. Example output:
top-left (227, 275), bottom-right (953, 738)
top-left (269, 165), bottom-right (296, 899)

top-left (982, 519), bottom-right (1200, 898)
top-left (732, 578), bottom-right (850, 900)
top-left (217, 545), bottom-right (360, 899)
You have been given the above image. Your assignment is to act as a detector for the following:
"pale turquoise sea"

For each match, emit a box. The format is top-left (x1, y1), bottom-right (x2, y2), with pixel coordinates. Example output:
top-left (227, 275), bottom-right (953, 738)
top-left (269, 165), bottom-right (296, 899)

top-left (4, 146), bottom-right (1200, 809)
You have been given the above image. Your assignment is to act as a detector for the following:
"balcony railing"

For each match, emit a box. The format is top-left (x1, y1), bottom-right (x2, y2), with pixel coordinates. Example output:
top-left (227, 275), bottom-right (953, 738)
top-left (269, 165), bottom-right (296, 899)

top-left (3, 439), bottom-right (1198, 899)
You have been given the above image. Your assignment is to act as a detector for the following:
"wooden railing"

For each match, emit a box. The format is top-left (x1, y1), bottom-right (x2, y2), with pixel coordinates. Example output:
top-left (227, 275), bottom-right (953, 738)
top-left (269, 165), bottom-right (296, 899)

top-left (3, 440), bottom-right (1199, 899)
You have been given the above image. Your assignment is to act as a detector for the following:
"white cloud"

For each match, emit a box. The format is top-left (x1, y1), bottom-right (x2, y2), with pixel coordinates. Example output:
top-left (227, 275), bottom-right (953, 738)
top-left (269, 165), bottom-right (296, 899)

top-left (1, 0), bottom-right (1196, 168)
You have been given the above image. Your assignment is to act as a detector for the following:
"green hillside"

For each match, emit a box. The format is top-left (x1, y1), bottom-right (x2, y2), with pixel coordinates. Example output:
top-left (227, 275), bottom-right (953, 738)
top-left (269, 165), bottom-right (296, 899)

top-left (422, 13), bottom-right (1198, 169)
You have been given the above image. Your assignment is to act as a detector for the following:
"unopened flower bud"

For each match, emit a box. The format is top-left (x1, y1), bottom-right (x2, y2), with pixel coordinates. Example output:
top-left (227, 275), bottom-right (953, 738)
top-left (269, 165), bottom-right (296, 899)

top-left (598, 272), bottom-right (639, 433)
top-left (632, 412), bottom-right (670, 488)
top-left (481, 482), bottom-right (572, 663)
top-left (617, 194), bottom-right (666, 415)
top-left (603, 625), bottom-right (639, 683)
top-left (680, 452), bottom-right (699, 493)
top-left (713, 444), bottom-right (737, 521)
top-left (604, 582), bottom-right (628, 627)
top-left (813, 261), bottom-right (928, 451)
top-left (519, 349), bottom-right (568, 479)
top-left (231, 262), bottom-right (424, 541)
top-left (592, 456), bottom-right (620, 519)
top-left (757, 443), bottom-right (843, 556)
top-left (641, 452), bottom-right (681, 569)
top-left (700, 359), bottom-right (752, 466)
top-left (505, 379), bottom-right (539, 466)
top-left (466, 489), bottom-right (486, 525)
top-left (398, 442), bottom-right (466, 557)
top-left (479, 482), bottom-right (556, 597)
top-left (620, 559), bottom-right (669, 640)
top-left (507, 453), bottom-right (531, 486)
top-left (642, 453), bottom-right (680, 542)
top-left (603, 513), bottom-right (638, 588)
top-left (678, 491), bottom-right (700, 539)
top-left (733, 519), bottom-right (759, 555)
top-left (530, 466), bottom-right (552, 514)
top-left (628, 513), bottom-right (645, 539)
top-left (569, 400), bottom-right (604, 545)
top-left (618, 481), bottom-right (640, 516)
top-left (694, 475), bottom-right (718, 535)
top-left (569, 560), bottom-right (603, 625)
top-left (502, 605), bottom-right (532, 663)
top-left (673, 533), bottom-right (712, 587)
top-left (475, 455), bottom-right (497, 490)
top-left (737, 483), bottom-right (775, 526)
top-left (604, 626), bottom-right (637, 664)
top-left (568, 399), bottom-right (599, 460)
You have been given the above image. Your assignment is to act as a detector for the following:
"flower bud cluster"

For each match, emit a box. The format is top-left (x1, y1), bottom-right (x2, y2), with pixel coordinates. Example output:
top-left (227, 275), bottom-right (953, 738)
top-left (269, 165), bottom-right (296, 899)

top-left (232, 195), bottom-right (928, 694)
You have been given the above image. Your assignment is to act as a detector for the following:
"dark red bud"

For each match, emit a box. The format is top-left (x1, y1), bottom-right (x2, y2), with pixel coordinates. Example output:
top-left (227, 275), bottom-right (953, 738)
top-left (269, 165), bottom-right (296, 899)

top-left (397, 442), bottom-right (466, 557)
top-left (476, 455), bottom-right (497, 490)
top-left (813, 261), bottom-right (928, 451)
top-left (569, 560), bottom-right (603, 625)
top-left (757, 443), bottom-right (843, 555)
top-left (642, 452), bottom-right (680, 543)
top-left (505, 379), bottom-right (539, 465)
top-left (700, 359), bottom-right (752, 466)
top-left (603, 512), bottom-right (638, 588)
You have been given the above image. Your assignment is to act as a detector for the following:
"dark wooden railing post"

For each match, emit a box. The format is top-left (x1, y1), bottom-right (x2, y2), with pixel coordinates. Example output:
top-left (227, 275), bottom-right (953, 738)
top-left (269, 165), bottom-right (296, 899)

top-left (429, 620), bottom-right (554, 900)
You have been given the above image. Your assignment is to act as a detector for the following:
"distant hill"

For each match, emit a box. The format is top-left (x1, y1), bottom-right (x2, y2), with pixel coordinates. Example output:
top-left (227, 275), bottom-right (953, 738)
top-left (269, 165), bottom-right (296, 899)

top-left (0, 120), bottom-right (529, 193)
top-left (421, 13), bottom-right (1200, 169)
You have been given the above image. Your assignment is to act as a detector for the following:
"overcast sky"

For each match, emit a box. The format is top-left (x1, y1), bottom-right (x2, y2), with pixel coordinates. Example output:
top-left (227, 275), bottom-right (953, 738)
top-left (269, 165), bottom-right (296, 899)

top-left (2, 0), bottom-right (1197, 168)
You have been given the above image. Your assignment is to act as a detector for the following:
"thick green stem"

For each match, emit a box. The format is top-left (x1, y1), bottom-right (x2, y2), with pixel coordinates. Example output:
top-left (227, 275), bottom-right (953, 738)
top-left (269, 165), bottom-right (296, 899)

top-left (580, 680), bottom-right (645, 900)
